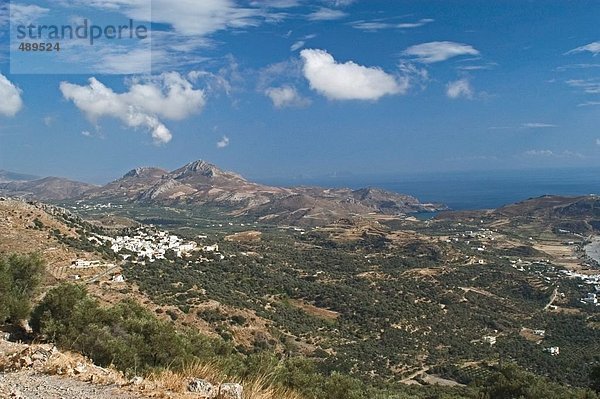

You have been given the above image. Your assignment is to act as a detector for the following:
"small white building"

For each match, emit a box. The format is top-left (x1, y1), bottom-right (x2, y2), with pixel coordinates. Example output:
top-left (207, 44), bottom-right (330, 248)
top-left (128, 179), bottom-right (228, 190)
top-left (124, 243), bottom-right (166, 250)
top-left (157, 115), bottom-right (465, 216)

top-left (70, 259), bottom-right (101, 269)
top-left (582, 293), bottom-right (598, 305)
top-left (545, 346), bottom-right (560, 356)
top-left (202, 244), bottom-right (219, 253)
top-left (483, 336), bottom-right (497, 345)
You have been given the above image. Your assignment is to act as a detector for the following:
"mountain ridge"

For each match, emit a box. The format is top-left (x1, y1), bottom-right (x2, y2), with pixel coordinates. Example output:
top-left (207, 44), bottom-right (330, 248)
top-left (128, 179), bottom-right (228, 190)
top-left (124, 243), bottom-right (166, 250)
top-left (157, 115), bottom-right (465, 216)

top-left (0, 161), bottom-right (447, 225)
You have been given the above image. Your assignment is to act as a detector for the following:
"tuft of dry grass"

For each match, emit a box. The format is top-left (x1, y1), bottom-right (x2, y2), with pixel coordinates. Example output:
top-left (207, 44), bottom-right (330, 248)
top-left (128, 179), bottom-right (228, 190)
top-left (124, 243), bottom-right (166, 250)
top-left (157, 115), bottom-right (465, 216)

top-left (149, 361), bottom-right (305, 399)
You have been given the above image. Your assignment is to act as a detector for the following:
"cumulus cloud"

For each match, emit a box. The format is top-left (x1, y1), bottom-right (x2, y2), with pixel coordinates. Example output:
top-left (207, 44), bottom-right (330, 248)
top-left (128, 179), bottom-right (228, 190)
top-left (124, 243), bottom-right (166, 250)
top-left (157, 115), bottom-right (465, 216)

top-left (446, 78), bottom-right (473, 99)
top-left (566, 41), bottom-right (600, 56)
top-left (0, 74), bottom-right (23, 117)
top-left (217, 135), bottom-right (230, 148)
top-left (265, 85), bottom-right (311, 108)
top-left (300, 49), bottom-right (406, 100)
top-left (60, 72), bottom-right (205, 144)
top-left (308, 7), bottom-right (347, 21)
top-left (403, 41), bottom-right (479, 63)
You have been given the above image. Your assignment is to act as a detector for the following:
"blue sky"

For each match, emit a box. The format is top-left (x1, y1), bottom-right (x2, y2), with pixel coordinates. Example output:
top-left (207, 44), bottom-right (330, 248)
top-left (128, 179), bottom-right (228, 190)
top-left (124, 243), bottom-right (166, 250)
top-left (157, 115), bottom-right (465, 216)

top-left (0, 0), bottom-right (599, 183)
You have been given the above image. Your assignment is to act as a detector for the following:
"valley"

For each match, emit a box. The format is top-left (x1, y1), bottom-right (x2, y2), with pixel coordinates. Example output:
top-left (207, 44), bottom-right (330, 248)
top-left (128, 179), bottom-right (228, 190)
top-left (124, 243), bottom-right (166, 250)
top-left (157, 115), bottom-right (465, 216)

top-left (0, 163), bottom-right (599, 398)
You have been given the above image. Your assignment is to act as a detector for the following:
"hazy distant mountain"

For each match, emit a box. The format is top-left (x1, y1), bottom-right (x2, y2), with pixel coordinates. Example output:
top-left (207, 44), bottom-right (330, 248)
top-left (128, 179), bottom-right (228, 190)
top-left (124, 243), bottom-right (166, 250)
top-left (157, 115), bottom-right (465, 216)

top-left (0, 170), bottom-right (39, 183)
top-left (0, 177), bottom-right (97, 201)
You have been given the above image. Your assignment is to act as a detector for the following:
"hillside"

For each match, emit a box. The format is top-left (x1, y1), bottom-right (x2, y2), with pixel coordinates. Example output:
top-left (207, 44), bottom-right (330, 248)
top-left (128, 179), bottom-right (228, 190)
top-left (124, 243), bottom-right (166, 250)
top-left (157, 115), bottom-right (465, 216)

top-left (1, 196), bottom-right (600, 398)
top-left (0, 170), bottom-right (38, 183)
top-left (0, 177), bottom-right (97, 201)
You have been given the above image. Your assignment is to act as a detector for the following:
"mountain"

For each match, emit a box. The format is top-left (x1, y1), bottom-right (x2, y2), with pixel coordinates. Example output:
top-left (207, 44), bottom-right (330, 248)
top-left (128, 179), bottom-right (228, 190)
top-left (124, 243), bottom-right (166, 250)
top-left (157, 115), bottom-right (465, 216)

top-left (438, 194), bottom-right (600, 236)
top-left (495, 195), bottom-right (600, 235)
top-left (0, 177), bottom-right (97, 201)
top-left (81, 160), bottom-right (445, 225)
top-left (83, 167), bottom-right (170, 200)
top-left (0, 170), bottom-right (39, 183)
top-left (0, 161), bottom-right (446, 225)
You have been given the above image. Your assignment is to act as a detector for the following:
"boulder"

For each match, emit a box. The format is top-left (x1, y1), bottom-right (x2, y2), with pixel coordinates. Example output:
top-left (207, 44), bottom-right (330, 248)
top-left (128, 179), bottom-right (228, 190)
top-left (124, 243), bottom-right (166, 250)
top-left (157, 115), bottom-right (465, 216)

top-left (218, 383), bottom-right (243, 399)
top-left (130, 376), bottom-right (144, 386)
top-left (73, 363), bottom-right (87, 375)
top-left (188, 379), bottom-right (217, 398)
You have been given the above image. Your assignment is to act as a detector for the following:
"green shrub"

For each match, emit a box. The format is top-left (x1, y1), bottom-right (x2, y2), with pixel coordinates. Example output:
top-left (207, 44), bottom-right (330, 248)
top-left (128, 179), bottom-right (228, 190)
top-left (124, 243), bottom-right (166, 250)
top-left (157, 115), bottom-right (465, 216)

top-left (0, 253), bottom-right (45, 324)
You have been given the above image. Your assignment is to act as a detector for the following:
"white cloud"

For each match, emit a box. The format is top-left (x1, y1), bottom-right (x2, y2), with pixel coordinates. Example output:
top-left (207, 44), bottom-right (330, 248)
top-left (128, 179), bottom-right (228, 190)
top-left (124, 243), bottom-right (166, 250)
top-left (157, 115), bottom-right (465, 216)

top-left (596, 138), bottom-right (600, 146)
top-left (300, 49), bottom-right (407, 100)
top-left (0, 74), bottom-right (23, 117)
top-left (265, 85), bottom-right (311, 108)
top-left (67, 0), bottom-right (261, 36)
top-left (217, 135), bottom-right (230, 148)
top-left (446, 79), bottom-right (473, 99)
top-left (566, 41), bottom-right (600, 56)
top-left (250, 0), bottom-right (302, 8)
top-left (457, 63), bottom-right (497, 71)
top-left (290, 34), bottom-right (316, 52)
top-left (397, 19), bottom-right (434, 29)
top-left (308, 7), bottom-right (347, 21)
top-left (325, 0), bottom-right (356, 6)
top-left (291, 40), bottom-right (305, 52)
top-left (521, 122), bottom-right (557, 129)
top-left (258, 59), bottom-right (304, 91)
top-left (9, 3), bottom-right (49, 24)
top-left (60, 72), bottom-right (205, 144)
top-left (43, 116), bottom-right (55, 126)
top-left (524, 149), bottom-right (554, 157)
top-left (403, 41), bottom-right (479, 63)
top-left (578, 101), bottom-right (600, 107)
top-left (0, 3), bottom-right (8, 28)
top-left (523, 149), bottom-right (584, 159)
top-left (566, 79), bottom-right (600, 94)
top-left (352, 18), bottom-right (433, 31)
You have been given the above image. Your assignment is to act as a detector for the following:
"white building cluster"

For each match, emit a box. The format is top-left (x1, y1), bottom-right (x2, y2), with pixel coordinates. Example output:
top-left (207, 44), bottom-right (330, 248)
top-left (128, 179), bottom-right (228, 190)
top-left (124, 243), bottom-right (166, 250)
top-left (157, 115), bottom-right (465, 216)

top-left (102, 228), bottom-right (202, 261)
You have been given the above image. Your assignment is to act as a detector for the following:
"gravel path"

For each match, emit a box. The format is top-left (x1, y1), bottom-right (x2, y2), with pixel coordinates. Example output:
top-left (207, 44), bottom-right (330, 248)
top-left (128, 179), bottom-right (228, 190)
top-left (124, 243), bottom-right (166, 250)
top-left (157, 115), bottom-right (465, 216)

top-left (0, 371), bottom-right (143, 399)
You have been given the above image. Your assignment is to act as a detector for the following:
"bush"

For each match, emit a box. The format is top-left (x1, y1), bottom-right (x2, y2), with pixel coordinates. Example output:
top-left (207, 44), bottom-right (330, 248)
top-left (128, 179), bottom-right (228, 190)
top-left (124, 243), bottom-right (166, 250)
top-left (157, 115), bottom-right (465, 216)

top-left (31, 284), bottom-right (238, 374)
top-left (0, 253), bottom-right (45, 324)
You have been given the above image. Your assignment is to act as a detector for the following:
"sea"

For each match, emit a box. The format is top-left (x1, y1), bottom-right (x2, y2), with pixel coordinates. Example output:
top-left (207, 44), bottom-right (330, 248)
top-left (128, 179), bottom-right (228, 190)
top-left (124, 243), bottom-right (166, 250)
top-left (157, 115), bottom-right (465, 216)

top-left (262, 167), bottom-right (600, 211)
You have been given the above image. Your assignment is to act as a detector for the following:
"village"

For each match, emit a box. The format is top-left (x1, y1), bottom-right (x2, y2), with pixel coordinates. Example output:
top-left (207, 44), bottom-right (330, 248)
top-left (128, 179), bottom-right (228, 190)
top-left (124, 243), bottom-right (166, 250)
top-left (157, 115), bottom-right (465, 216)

top-left (71, 226), bottom-right (224, 270)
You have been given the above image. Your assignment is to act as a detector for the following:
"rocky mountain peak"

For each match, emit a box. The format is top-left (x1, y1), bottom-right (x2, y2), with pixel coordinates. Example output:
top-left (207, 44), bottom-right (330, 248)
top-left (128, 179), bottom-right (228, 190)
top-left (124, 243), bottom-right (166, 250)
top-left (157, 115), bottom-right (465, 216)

top-left (123, 167), bottom-right (168, 179)
top-left (172, 160), bottom-right (245, 182)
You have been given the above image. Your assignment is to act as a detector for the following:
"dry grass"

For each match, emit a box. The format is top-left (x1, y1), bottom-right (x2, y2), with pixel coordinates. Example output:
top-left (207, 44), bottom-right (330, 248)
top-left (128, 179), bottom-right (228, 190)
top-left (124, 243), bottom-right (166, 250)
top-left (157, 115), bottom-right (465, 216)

top-left (149, 361), bottom-right (305, 399)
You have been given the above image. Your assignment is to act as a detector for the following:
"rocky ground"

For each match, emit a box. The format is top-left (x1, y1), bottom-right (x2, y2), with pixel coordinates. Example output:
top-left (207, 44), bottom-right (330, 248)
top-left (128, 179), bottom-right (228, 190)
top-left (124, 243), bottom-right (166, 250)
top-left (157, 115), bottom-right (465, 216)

top-left (0, 337), bottom-right (142, 399)
top-left (0, 335), bottom-right (245, 399)
top-left (0, 372), bottom-right (142, 399)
